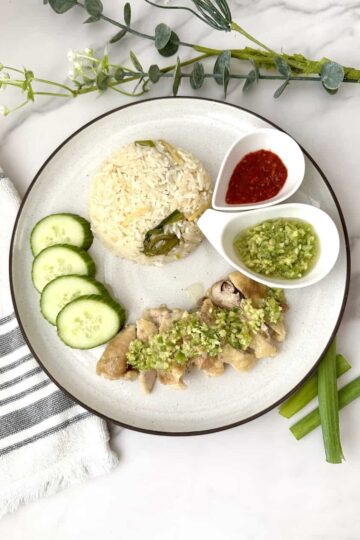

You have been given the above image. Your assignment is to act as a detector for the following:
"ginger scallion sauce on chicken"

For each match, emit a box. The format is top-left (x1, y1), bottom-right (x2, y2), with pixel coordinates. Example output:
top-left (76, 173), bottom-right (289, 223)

top-left (96, 272), bottom-right (288, 393)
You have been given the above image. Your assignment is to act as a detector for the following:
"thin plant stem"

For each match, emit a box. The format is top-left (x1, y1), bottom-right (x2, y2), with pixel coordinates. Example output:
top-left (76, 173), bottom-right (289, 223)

top-left (230, 22), bottom-right (275, 53)
top-left (33, 91), bottom-right (72, 98)
top-left (75, 1), bottom-right (194, 48)
top-left (34, 78), bottom-right (75, 94)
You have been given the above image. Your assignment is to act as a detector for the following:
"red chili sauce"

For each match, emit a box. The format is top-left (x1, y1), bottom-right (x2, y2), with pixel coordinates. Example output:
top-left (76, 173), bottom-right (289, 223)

top-left (225, 149), bottom-right (288, 204)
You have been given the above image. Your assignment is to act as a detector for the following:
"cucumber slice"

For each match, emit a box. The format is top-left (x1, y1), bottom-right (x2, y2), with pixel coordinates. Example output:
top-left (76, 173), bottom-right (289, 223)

top-left (30, 213), bottom-right (93, 256)
top-left (56, 295), bottom-right (126, 349)
top-left (32, 244), bottom-right (96, 292)
top-left (40, 275), bottom-right (109, 325)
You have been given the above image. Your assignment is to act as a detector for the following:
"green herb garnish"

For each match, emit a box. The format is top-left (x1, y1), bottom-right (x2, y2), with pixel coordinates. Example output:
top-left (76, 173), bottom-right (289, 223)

top-left (143, 209), bottom-right (185, 256)
top-left (135, 140), bottom-right (155, 147)
top-left (126, 304), bottom-right (267, 372)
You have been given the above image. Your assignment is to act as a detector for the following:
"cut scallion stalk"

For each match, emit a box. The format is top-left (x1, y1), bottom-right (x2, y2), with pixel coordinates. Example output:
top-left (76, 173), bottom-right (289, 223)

top-left (279, 354), bottom-right (351, 418)
top-left (290, 376), bottom-right (360, 440)
top-left (317, 340), bottom-right (343, 463)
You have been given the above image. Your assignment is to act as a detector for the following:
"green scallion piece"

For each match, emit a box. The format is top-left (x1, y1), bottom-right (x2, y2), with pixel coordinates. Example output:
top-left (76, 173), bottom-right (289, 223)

top-left (290, 375), bottom-right (360, 441)
top-left (143, 209), bottom-right (185, 256)
top-left (317, 340), bottom-right (343, 463)
top-left (135, 140), bottom-right (155, 147)
top-left (279, 354), bottom-right (351, 418)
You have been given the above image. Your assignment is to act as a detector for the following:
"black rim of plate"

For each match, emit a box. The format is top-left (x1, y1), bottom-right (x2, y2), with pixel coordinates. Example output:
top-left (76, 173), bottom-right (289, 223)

top-left (9, 97), bottom-right (351, 436)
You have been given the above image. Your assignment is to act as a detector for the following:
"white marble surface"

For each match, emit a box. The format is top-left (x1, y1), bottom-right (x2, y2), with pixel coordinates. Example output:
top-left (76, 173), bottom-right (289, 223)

top-left (1, 1), bottom-right (360, 538)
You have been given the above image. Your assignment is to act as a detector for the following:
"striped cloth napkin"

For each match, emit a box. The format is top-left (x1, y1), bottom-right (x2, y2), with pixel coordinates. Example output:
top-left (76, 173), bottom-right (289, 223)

top-left (0, 169), bottom-right (118, 519)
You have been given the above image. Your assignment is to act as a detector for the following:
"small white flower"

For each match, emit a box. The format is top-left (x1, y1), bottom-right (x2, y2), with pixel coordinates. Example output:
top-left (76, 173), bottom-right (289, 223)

top-left (67, 49), bottom-right (76, 62)
top-left (68, 70), bottom-right (75, 80)
top-left (84, 47), bottom-right (93, 56)
top-left (0, 105), bottom-right (9, 116)
top-left (73, 60), bottom-right (82, 70)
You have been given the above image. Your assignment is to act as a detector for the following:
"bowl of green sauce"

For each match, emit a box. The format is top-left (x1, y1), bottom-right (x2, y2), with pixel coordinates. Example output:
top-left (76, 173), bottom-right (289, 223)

top-left (197, 203), bottom-right (340, 289)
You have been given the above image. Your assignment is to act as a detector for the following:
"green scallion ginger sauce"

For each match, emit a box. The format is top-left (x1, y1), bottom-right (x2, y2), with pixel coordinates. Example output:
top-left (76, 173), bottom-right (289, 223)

top-left (233, 218), bottom-right (319, 279)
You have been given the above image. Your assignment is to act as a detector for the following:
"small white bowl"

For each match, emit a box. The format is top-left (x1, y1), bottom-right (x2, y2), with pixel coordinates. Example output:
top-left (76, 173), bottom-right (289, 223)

top-left (212, 128), bottom-right (305, 212)
top-left (198, 203), bottom-right (340, 289)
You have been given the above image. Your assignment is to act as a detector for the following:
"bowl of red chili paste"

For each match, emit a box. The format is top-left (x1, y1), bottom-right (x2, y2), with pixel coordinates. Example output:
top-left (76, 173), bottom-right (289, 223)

top-left (212, 128), bottom-right (305, 212)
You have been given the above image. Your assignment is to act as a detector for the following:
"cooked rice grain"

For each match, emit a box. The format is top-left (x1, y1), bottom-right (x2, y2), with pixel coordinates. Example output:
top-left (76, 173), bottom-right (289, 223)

top-left (89, 140), bottom-right (212, 265)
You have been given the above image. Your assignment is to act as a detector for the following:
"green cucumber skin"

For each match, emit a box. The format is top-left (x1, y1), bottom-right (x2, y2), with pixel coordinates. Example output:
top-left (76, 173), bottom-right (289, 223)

top-left (40, 275), bottom-right (110, 325)
top-left (56, 294), bottom-right (126, 350)
top-left (30, 213), bottom-right (93, 256)
top-left (31, 244), bottom-right (96, 292)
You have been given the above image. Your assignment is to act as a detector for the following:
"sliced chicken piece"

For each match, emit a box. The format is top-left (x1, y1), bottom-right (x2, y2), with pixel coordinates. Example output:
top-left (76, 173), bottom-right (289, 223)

top-left (219, 344), bottom-right (256, 372)
top-left (228, 271), bottom-right (267, 305)
top-left (250, 333), bottom-right (277, 359)
top-left (268, 320), bottom-right (286, 342)
top-left (194, 355), bottom-right (224, 377)
top-left (198, 298), bottom-right (215, 325)
top-left (158, 365), bottom-right (186, 389)
top-left (208, 280), bottom-right (244, 309)
top-left (143, 306), bottom-right (187, 333)
top-left (143, 305), bottom-right (170, 327)
top-left (159, 309), bottom-right (187, 333)
top-left (136, 318), bottom-right (158, 342)
top-left (122, 370), bottom-right (138, 381)
top-left (139, 370), bottom-right (157, 394)
top-left (96, 325), bottom-right (136, 380)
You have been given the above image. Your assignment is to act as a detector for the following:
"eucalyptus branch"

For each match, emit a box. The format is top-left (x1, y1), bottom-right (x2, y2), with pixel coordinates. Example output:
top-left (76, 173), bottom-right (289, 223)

top-left (1, 0), bottom-right (360, 115)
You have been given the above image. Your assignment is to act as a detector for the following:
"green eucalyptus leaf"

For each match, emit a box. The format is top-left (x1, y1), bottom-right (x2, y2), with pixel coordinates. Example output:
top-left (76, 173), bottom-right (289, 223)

top-left (213, 50), bottom-right (231, 85)
top-left (155, 23), bottom-right (172, 50)
top-left (124, 2), bottom-right (131, 25)
top-left (322, 85), bottom-right (338, 95)
top-left (243, 69), bottom-right (257, 92)
top-left (133, 76), bottom-right (144, 93)
top-left (84, 0), bottom-right (103, 17)
top-left (274, 80), bottom-right (289, 98)
top-left (48, 0), bottom-right (76, 14)
top-left (223, 66), bottom-right (230, 97)
top-left (275, 57), bottom-right (291, 78)
top-left (172, 57), bottom-right (182, 96)
top-left (321, 61), bottom-right (344, 91)
top-left (96, 72), bottom-right (110, 90)
top-left (130, 51), bottom-right (143, 72)
top-left (156, 28), bottom-right (180, 57)
top-left (190, 62), bottom-right (205, 90)
top-left (148, 64), bottom-right (161, 83)
top-left (250, 60), bottom-right (259, 82)
top-left (84, 15), bottom-right (100, 23)
top-left (110, 28), bottom-right (127, 43)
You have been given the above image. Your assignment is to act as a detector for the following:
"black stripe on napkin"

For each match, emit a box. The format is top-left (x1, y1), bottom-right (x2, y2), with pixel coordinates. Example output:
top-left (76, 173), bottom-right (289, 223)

top-left (0, 411), bottom-right (91, 457)
top-left (0, 353), bottom-right (32, 374)
top-left (0, 379), bottom-right (51, 407)
top-left (0, 389), bottom-right (75, 439)
top-left (0, 313), bottom-right (15, 326)
top-left (0, 327), bottom-right (26, 357)
top-left (0, 366), bottom-right (43, 390)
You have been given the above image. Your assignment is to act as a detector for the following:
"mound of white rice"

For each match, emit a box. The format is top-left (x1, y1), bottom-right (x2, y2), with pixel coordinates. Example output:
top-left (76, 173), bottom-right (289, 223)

top-left (88, 140), bottom-right (212, 265)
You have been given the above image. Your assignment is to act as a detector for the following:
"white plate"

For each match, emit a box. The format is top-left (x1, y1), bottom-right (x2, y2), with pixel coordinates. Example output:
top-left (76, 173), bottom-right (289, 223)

top-left (10, 98), bottom-right (350, 435)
